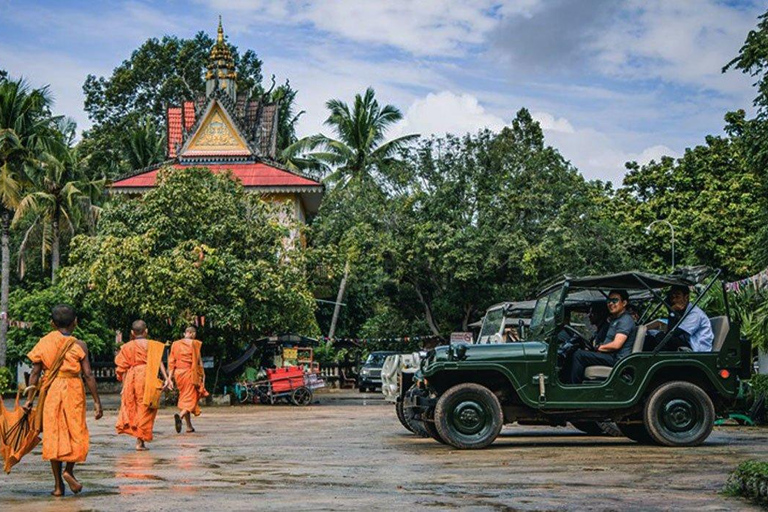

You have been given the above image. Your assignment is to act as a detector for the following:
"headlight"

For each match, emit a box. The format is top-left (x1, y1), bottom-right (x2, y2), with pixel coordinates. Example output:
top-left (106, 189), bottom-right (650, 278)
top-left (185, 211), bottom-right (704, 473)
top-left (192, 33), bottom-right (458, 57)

top-left (361, 368), bottom-right (370, 376)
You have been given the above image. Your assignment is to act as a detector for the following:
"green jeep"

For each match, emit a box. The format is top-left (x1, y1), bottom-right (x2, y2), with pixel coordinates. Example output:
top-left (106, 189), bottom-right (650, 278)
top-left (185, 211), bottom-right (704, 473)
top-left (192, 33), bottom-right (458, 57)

top-left (406, 269), bottom-right (751, 449)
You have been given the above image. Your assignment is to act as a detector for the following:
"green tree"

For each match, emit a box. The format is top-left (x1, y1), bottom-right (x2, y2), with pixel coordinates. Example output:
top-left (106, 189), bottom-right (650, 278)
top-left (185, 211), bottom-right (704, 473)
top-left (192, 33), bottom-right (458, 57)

top-left (303, 88), bottom-right (418, 337)
top-left (6, 285), bottom-right (113, 369)
top-left (724, 9), bottom-right (768, 268)
top-left (120, 115), bottom-right (166, 171)
top-left (387, 111), bottom-right (630, 335)
top-left (616, 128), bottom-right (761, 277)
top-left (0, 78), bottom-right (55, 367)
top-left (58, 167), bottom-right (318, 361)
top-left (14, 129), bottom-right (104, 283)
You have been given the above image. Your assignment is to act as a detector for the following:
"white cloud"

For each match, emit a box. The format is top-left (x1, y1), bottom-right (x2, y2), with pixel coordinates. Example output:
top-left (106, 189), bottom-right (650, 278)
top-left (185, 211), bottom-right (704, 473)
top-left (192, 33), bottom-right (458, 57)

top-left (203, 0), bottom-right (542, 56)
top-left (532, 111), bottom-right (574, 133)
top-left (594, 0), bottom-right (760, 94)
top-left (392, 91), bottom-right (506, 138)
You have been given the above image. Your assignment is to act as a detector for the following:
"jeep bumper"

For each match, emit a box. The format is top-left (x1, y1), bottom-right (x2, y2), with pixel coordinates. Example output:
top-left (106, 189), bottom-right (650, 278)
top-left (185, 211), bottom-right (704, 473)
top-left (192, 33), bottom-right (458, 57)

top-left (404, 386), bottom-right (436, 413)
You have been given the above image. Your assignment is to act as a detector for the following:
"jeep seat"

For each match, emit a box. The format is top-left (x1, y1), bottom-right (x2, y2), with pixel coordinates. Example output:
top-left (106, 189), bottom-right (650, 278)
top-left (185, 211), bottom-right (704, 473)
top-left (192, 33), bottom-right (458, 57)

top-left (584, 325), bottom-right (647, 380)
top-left (710, 316), bottom-right (730, 352)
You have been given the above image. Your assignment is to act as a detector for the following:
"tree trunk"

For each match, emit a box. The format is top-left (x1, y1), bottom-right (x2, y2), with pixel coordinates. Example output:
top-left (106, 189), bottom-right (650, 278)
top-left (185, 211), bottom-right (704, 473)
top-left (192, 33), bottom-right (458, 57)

top-left (462, 304), bottom-right (473, 332)
top-left (328, 259), bottom-right (350, 339)
top-left (51, 211), bottom-right (60, 284)
top-left (0, 210), bottom-right (10, 368)
top-left (412, 282), bottom-right (441, 336)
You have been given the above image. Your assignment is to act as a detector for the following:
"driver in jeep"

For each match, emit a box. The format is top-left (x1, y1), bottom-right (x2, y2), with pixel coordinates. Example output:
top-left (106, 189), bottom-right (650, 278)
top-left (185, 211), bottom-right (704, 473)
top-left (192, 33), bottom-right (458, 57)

top-left (565, 290), bottom-right (637, 384)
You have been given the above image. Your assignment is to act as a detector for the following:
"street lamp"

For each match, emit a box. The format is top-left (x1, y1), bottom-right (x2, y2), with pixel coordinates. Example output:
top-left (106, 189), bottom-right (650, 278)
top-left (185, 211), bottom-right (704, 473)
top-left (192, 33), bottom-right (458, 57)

top-left (646, 220), bottom-right (675, 270)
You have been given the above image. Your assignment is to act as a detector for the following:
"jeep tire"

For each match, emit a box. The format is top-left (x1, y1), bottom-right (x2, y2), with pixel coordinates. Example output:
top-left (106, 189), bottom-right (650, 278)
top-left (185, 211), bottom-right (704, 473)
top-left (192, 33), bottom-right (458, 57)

top-left (422, 408), bottom-right (448, 444)
top-left (643, 381), bottom-right (715, 447)
top-left (434, 383), bottom-right (503, 449)
top-left (396, 401), bottom-right (414, 433)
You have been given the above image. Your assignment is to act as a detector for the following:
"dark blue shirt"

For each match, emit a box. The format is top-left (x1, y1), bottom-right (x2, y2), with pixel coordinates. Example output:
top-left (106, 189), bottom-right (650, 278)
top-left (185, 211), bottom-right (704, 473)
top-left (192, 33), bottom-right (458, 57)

top-left (601, 311), bottom-right (637, 359)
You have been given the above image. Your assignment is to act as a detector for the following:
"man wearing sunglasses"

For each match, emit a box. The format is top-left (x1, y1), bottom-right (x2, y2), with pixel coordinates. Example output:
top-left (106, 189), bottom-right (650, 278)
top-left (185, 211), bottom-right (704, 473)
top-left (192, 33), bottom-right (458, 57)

top-left (566, 290), bottom-right (637, 384)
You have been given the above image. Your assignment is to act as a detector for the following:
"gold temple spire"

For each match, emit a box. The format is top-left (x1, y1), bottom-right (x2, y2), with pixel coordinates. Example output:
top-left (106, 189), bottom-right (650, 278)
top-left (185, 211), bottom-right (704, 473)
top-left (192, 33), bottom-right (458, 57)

top-left (217, 15), bottom-right (224, 44)
top-left (206, 16), bottom-right (237, 99)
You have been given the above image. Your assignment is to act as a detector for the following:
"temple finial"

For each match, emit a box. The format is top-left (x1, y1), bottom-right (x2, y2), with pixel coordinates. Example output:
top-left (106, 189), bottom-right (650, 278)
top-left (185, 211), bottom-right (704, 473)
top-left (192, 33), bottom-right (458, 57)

top-left (217, 15), bottom-right (224, 44)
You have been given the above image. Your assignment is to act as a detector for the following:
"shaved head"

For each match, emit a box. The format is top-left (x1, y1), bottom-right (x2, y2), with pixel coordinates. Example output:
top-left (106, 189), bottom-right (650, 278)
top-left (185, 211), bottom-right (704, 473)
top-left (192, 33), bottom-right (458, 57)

top-left (185, 326), bottom-right (196, 337)
top-left (131, 319), bottom-right (147, 335)
top-left (51, 304), bottom-right (76, 329)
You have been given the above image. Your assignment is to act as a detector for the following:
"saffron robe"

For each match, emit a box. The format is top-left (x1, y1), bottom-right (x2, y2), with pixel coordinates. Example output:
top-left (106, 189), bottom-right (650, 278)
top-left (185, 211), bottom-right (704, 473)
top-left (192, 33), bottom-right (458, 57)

top-left (169, 339), bottom-right (209, 416)
top-left (115, 339), bottom-right (165, 441)
top-left (26, 331), bottom-right (89, 463)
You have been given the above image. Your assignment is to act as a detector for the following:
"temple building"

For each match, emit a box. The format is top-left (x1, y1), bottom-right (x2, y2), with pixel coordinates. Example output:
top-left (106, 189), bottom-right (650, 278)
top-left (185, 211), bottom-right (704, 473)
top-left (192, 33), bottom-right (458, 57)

top-left (111, 19), bottom-right (323, 224)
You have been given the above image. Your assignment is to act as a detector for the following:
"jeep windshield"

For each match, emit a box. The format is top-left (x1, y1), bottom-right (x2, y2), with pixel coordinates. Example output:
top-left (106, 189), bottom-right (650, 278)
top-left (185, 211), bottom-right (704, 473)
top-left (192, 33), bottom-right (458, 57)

top-left (478, 307), bottom-right (504, 343)
top-left (530, 288), bottom-right (560, 338)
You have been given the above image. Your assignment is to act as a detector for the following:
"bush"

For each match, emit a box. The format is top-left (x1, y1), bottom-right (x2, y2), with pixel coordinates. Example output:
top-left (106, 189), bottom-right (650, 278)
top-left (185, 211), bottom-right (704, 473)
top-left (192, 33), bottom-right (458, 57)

top-left (724, 460), bottom-right (768, 505)
top-left (0, 366), bottom-right (13, 394)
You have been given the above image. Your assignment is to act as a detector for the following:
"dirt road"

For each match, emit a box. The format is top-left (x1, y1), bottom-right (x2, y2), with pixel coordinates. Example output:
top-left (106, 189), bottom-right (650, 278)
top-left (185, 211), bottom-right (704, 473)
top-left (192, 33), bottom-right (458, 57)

top-left (0, 392), bottom-right (761, 510)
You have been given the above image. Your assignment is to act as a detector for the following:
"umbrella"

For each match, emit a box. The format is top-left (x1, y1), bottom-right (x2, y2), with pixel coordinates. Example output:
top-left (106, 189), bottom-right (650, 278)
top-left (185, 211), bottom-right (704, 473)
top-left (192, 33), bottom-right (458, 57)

top-left (0, 388), bottom-right (41, 474)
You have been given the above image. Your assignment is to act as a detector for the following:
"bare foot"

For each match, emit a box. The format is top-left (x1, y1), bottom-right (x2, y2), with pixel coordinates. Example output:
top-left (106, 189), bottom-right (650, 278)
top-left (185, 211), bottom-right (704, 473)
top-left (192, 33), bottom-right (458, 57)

top-left (51, 489), bottom-right (64, 497)
top-left (186, 427), bottom-right (195, 433)
top-left (62, 471), bottom-right (83, 494)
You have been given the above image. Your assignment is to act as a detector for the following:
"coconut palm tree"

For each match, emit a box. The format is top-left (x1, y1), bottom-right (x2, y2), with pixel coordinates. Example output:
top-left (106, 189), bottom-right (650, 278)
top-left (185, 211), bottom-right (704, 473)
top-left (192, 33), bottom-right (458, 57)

top-left (121, 115), bottom-right (166, 171)
top-left (15, 131), bottom-right (103, 283)
top-left (0, 78), bottom-right (54, 366)
top-left (301, 87), bottom-right (418, 190)
top-left (294, 87), bottom-right (418, 338)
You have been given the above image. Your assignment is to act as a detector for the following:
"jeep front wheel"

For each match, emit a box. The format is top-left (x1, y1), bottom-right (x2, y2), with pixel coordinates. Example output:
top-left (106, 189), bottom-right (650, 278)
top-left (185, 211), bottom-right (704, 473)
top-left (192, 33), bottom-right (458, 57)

top-left (434, 383), bottom-right (503, 449)
top-left (644, 381), bottom-right (715, 447)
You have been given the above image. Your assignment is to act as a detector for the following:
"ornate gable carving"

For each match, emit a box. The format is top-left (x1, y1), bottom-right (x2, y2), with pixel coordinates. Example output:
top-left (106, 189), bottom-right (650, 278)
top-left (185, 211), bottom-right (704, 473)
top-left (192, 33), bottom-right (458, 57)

top-left (183, 102), bottom-right (250, 155)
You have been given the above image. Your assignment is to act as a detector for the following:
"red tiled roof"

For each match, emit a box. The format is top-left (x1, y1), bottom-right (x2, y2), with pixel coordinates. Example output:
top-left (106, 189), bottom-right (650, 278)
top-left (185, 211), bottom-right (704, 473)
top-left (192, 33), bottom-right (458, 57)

top-left (182, 101), bottom-right (196, 131)
top-left (112, 162), bottom-right (322, 189)
top-left (167, 107), bottom-right (183, 158)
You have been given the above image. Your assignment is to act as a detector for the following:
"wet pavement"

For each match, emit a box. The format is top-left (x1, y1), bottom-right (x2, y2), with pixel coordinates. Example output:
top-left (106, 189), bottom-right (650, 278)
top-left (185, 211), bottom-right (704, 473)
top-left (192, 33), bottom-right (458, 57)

top-left (0, 390), bottom-right (763, 511)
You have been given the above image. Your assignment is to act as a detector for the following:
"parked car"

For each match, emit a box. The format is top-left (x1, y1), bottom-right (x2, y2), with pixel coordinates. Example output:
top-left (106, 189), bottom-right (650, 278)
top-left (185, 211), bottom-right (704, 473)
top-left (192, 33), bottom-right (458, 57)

top-left (358, 351), bottom-right (399, 392)
top-left (406, 268), bottom-right (751, 449)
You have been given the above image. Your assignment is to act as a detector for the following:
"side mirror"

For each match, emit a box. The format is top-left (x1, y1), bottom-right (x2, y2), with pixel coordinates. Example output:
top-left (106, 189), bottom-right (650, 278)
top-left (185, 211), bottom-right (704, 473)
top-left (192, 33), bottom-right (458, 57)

top-left (455, 344), bottom-right (467, 360)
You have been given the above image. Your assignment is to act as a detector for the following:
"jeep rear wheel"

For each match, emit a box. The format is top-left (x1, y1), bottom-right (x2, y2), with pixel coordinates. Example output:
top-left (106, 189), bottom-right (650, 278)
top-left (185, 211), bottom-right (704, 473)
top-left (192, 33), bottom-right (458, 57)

top-left (644, 381), bottom-right (715, 447)
top-left (434, 383), bottom-right (503, 450)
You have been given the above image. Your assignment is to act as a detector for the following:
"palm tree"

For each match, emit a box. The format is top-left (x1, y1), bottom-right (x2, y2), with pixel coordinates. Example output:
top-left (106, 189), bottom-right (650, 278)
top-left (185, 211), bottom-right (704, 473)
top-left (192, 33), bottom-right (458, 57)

top-left (121, 115), bottom-right (166, 171)
top-left (15, 133), bottom-right (103, 283)
top-left (0, 78), bottom-right (54, 366)
top-left (295, 87), bottom-right (418, 337)
top-left (302, 87), bottom-right (418, 189)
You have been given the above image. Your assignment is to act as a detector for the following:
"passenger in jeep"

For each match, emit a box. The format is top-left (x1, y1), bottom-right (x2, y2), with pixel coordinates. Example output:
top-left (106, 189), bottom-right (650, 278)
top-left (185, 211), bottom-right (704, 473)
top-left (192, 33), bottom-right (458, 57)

top-left (643, 285), bottom-right (713, 352)
top-left (566, 290), bottom-right (637, 384)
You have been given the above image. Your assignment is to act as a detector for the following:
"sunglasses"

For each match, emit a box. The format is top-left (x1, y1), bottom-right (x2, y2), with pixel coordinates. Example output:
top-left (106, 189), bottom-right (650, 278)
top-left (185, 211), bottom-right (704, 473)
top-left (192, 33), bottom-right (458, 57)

top-left (606, 298), bottom-right (622, 304)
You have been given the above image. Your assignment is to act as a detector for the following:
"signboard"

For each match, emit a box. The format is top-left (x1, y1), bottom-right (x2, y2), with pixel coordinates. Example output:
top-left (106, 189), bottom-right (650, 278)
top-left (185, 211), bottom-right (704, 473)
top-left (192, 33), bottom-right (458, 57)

top-left (202, 356), bottom-right (215, 369)
top-left (450, 332), bottom-right (474, 344)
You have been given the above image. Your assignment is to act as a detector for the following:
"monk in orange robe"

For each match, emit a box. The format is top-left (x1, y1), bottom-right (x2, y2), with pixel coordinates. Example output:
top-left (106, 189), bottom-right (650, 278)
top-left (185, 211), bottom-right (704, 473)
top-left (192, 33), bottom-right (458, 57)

top-left (169, 326), bottom-right (209, 433)
top-left (23, 304), bottom-right (103, 496)
top-left (115, 320), bottom-right (172, 451)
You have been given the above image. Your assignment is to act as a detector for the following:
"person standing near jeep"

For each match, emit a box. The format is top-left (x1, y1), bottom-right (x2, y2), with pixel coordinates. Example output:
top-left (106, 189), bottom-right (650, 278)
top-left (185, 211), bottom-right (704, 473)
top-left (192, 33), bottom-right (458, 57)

top-left (566, 290), bottom-right (636, 384)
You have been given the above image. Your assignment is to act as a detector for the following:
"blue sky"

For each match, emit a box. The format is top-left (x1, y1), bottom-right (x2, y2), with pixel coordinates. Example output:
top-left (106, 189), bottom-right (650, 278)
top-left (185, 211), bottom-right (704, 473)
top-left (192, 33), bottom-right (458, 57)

top-left (0, 0), bottom-right (763, 183)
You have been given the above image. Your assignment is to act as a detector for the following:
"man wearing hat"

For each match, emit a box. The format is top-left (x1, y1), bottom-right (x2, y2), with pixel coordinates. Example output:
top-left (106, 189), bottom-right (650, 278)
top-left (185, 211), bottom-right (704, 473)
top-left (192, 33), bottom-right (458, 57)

top-left (644, 284), bottom-right (714, 352)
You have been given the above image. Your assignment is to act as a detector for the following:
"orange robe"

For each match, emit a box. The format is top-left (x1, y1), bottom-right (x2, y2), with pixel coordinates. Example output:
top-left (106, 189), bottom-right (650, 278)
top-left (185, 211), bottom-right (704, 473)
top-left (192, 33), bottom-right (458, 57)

top-left (115, 339), bottom-right (164, 441)
top-left (169, 339), bottom-right (208, 416)
top-left (26, 331), bottom-right (89, 463)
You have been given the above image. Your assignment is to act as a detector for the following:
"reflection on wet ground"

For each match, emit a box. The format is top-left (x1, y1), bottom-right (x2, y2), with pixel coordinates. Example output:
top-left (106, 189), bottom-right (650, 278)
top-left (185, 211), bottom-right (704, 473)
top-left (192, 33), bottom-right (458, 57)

top-left (0, 391), bottom-right (763, 510)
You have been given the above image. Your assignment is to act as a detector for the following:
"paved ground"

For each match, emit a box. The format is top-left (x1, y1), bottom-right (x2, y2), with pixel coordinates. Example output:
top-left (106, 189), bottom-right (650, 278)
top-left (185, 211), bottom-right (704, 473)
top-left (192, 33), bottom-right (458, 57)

top-left (0, 390), bottom-right (763, 511)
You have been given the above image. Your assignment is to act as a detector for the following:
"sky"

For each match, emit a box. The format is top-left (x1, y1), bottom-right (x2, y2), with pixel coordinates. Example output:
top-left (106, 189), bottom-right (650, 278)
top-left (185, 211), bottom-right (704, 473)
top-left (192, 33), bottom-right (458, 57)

top-left (0, 0), bottom-right (764, 183)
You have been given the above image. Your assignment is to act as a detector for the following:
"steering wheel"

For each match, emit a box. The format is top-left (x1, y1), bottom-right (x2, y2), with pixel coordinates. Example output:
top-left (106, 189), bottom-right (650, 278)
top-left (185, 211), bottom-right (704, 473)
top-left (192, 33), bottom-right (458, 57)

top-left (562, 325), bottom-right (593, 350)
